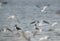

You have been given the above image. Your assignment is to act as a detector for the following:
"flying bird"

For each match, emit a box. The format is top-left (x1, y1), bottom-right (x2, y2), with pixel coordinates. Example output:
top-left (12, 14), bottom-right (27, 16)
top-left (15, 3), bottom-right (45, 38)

top-left (0, 28), bottom-right (13, 32)
top-left (43, 20), bottom-right (49, 24)
top-left (36, 20), bottom-right (49, 26)
top-left (51, 22), bottom-right (58, 26)
top-left (30, 21), bottom-right (36, 24)
top-left (6, 28), bottom-right (13, 32)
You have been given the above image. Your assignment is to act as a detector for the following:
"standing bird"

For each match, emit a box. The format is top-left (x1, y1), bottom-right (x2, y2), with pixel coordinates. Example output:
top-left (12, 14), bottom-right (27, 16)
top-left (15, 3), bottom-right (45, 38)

top-left (36, 20), bottom-right (49, 27)
top-left (14, 24), bottom-right (21, 37)
top-left (33, 24), bottom-right (42, 37)
top-left (14, 24), bottom-right (31, 41)
top-left (14, 24), bottom-right (21, 31)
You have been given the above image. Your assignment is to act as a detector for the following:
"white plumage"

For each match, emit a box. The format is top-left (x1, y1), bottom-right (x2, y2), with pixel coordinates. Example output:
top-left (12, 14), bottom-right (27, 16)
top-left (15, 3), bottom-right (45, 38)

top-left (51, 22), bottom-right (58, 26)
top-left (41, 6), bottom-right (48, 12)
top-left (39, 36), bottom-right (49, 41)
top-left (8, 15), bottom-right (15, 19)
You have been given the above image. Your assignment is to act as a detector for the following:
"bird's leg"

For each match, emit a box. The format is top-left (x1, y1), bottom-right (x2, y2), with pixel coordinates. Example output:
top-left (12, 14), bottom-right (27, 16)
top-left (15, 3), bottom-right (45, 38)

top-left (16, 30), bottom-right (20, 37)
top-left (33, 24), bottom-right (39, 37)
top-left (33, 30), bottom-right (38, 37)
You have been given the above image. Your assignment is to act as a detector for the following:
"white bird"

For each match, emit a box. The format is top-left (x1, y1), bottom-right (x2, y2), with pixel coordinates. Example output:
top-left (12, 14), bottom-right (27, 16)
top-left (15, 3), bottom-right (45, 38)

top-left (7, 15), bottom-right (20, 23)
top-left (37, 20), bottom-right (44, 26)
top-left (39, 36), bottom-right (49, 41)
top-left (37, 20), bottom-right (49, 26)
top-left (41, 6), bottom-right (48, 12)
top-left (7, 15), bottom-right (15, 19)
top-left (51, 22), bottom-right (58, 27)
top-left (47, 22), bottom-right (58, 32)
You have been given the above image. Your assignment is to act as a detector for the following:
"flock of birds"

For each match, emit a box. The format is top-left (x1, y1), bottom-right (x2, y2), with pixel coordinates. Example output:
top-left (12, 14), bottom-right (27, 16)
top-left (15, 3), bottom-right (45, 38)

top-left (0, 19), bottom-right (59, 41)
top-left (0, 0), bottom-right (60, 41)
top-left (0, 4), bottom-right (59, 41)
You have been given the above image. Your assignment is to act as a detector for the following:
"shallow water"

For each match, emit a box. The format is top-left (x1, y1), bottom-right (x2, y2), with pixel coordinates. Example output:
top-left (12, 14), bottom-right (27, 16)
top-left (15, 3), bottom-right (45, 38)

top-left (0, 0), bottom-right (60, 41)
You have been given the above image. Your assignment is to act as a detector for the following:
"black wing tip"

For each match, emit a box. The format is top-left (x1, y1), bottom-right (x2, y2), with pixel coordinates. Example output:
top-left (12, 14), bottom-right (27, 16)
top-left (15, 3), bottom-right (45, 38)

top-left (30, 21), bottom-right (36, 24)
top-left (43, 20), bottom-right (50, 24)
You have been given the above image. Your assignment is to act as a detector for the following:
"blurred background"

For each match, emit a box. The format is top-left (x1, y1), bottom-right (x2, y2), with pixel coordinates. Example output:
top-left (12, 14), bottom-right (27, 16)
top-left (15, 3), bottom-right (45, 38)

top-left (0, 0), bottom-right (60, 41)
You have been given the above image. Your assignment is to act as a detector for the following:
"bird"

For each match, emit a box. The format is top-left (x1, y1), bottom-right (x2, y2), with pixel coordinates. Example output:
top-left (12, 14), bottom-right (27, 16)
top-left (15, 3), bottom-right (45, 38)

top-left (14, 24), bottom-right (22, 37)
top-left (41, 4), bottom-right (50, 13)
top-left (41, 6), bottom-right (48, 12)
top-left (43, 20), bottom-right (49, 24)
top-left (30, 20), bottom-right (49, 25)
top-left (7, 15), bottom-right (20, 24)
top-left (0, 29), bottom-right (5, 32)
top-left (6, 28), bottom-right (13, 32)
top-left (14, 24), bottom-right (31, 41)
top-left (14, 24), bottom-right (21, 30)
top-left (33, 24), bottom-right (42, 37)
top-left (7, 15), bottom-right (15, 19)
top-left (0, 28), bottom-right (13, 32)
top-left (36, 20), bottom-right (49, 26)
top-left (15, 28), bottom-right (31, 41)
top-left (39, 36), bottom-right (50, 41)
top-left (30, 21), bottom-right (36, 24)
top-left (0, 1), bottom-right (7, 8)
top-left (51, 22), bottom-right (58, 26)
top-left (48, 29), bottom-right (54, 31)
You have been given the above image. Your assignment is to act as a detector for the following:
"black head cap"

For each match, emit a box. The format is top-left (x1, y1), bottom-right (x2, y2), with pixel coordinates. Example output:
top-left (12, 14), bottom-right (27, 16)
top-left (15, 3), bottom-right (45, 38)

top-left (15, 24), bottom-right (17, 27)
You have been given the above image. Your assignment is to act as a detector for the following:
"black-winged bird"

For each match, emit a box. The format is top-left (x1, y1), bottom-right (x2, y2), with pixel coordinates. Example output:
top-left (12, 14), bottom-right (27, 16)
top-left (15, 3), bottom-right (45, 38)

top-left (43, 20), bottom-right (49, 24)
top-left (6, 28), bottom-right (13, 32)
top-left (30, 21), bottom-right (36, 24)
top-left (15, 24), bottom-right (21, 30)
